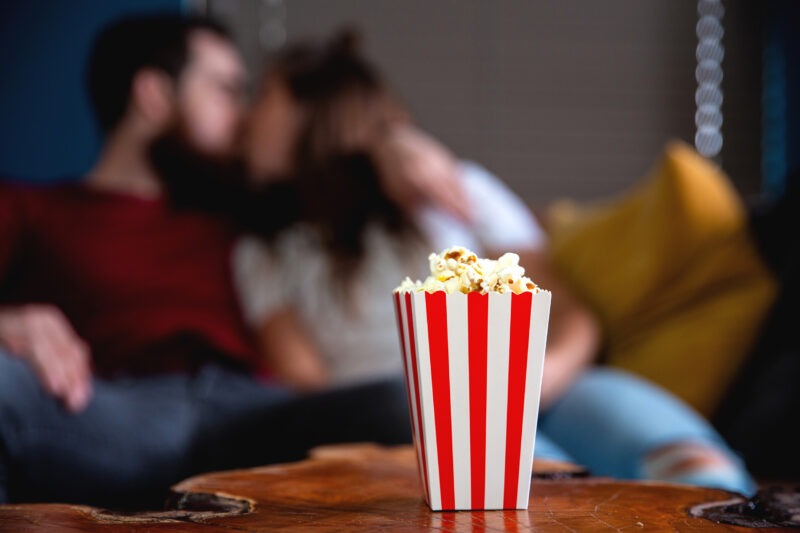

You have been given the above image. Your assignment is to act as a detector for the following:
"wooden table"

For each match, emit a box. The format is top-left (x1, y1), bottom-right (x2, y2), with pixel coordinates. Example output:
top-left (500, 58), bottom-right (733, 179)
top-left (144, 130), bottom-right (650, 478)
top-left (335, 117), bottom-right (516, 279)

top-left (0, 444), bottom-right (778, 532)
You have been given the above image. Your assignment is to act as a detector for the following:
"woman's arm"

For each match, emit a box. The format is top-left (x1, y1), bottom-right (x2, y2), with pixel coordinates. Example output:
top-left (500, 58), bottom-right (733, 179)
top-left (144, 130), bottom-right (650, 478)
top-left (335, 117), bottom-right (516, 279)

top-left (255, 307), bottom-right (330, 392)
top-left (498, 248), bottom-right (601, 410)
top-left (233, 238), bottom-right (328, 391)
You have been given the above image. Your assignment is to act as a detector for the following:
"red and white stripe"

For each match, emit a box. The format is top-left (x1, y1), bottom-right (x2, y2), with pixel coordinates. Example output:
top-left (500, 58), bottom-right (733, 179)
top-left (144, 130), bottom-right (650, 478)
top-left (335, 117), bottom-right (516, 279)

top-left (393, 290), bottom-right (551, 511)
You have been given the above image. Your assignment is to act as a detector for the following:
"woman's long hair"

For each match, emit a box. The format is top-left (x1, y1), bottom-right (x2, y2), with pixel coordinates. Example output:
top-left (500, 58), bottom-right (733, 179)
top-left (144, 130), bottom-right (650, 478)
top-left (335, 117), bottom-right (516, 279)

top-left (266, 29), bottom-right (421, 288)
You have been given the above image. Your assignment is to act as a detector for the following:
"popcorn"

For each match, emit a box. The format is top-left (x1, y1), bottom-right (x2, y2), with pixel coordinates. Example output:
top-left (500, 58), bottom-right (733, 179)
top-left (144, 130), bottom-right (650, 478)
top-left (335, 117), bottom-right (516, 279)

top-left (392, 247), bottom-right (552, 510)
top-left (395, 246), bottom-right (539, 294)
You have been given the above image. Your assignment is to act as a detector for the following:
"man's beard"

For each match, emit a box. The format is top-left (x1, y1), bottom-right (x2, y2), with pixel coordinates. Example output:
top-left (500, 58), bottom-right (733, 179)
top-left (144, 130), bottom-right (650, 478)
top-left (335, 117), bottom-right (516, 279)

top-left (147, 123), bottom-right (249, 213)
top-left (147, 123), bottom-right (300, 237)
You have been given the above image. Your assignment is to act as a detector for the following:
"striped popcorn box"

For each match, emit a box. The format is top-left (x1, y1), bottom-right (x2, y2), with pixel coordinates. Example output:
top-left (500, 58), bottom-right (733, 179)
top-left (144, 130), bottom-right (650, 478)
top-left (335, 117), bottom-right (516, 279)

top-left (393, 289), bottom-right (551, 511)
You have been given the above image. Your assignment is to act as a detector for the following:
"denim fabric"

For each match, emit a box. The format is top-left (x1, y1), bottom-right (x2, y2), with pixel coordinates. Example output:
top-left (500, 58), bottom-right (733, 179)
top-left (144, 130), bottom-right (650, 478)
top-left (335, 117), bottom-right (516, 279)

top-left (0, 351), bottom-right (411, 508)
top-left (0, 350), bottom-right (754, 508)
top-left (0, 437), bottom-right (6, 504)
top-left (534, 367), bottom-right (755, 495)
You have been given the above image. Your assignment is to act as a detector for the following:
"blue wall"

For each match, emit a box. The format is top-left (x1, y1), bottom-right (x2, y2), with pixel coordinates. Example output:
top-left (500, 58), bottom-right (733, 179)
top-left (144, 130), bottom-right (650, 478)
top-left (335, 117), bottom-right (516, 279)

top-left (762, 0), bottom-right (800, 196)
top-left (0, 0), bottom-right (183, 182)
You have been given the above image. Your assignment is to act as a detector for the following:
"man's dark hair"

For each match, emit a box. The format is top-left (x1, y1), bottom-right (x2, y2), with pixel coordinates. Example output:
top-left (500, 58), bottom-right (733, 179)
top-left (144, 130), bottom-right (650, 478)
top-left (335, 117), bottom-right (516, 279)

top-left (86, 13), bottom-right (232, 135)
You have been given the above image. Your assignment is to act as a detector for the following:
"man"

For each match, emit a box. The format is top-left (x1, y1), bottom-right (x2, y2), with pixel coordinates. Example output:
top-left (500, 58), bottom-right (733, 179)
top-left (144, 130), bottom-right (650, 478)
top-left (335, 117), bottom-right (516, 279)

top-left (0, 14), bottom-right (462, 508)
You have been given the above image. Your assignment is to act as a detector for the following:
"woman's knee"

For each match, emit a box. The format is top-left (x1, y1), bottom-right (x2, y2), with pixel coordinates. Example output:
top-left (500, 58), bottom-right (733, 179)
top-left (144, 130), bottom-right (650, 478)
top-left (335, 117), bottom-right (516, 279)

top-left (543, 367), bottom-right (732, 477)
top-left (641, 441), bottom-right (756, 495)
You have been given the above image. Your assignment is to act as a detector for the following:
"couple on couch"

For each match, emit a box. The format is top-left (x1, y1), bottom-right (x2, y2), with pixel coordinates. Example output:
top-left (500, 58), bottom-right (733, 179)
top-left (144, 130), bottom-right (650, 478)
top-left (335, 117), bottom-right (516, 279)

top-left (0, 14), bottom-right (753, 508)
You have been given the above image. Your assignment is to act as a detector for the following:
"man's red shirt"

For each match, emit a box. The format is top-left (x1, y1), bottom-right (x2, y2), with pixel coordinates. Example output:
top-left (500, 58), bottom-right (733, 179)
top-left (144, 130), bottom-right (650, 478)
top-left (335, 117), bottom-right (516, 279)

top-left (0, 181), bottom-right (260, 377)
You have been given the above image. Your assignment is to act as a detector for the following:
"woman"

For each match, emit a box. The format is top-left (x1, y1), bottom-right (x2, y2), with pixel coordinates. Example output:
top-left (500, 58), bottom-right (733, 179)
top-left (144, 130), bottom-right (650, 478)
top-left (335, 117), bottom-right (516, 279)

top-left (235, 30), bottom-right (754, 494)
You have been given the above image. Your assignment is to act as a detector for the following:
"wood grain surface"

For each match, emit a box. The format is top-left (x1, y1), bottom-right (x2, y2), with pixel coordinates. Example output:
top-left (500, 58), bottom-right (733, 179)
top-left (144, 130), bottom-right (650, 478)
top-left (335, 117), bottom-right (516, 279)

top-left (0, 444), bottom-right (770, 532)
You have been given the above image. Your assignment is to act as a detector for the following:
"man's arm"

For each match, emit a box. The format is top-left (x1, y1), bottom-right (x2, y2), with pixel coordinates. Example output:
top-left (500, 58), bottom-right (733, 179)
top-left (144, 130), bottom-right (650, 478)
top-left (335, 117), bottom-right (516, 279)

top-left (0, 305), bottom-right (93, 413)
top-left (0, 184), bottom-right (93, 413)
top-left (371, 124), bottom-right (471, 221)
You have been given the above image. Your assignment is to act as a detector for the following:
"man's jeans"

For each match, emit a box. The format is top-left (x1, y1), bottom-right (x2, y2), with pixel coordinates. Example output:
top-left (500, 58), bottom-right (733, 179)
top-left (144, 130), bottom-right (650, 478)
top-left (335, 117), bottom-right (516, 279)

top-left (0, 351), bottom-right (411, 509)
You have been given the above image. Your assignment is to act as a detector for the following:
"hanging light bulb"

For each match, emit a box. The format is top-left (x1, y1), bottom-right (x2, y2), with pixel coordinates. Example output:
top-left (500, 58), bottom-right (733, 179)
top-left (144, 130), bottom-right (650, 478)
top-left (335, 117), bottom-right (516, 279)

top-left (694, 0), bottom-right (725, 159)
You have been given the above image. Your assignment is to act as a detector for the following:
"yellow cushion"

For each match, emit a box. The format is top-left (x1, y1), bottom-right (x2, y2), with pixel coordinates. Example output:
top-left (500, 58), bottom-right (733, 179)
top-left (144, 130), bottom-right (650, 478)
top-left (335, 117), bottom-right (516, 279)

top-left (547, 141), bottom-right (777, 416)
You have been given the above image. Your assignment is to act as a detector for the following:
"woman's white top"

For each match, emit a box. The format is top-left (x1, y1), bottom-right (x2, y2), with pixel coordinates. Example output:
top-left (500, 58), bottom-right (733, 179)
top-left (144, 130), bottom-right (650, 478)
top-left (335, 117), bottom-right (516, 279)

top-left (234, 161), bottom-right (546, 387)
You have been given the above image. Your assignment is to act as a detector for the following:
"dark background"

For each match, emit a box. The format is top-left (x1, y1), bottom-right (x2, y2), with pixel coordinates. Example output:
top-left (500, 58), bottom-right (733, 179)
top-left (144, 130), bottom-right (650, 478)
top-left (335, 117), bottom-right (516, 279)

top-left (0, 1), bottom-right (796, 204)
top-left (0, 0), bottom-right (182, 182)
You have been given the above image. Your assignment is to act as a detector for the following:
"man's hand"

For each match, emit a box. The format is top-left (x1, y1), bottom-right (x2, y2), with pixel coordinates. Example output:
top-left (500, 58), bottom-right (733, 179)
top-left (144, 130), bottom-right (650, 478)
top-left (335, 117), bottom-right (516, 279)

top-left (372, 124), bottom-right (471, 220)
top-left (0, 305), bottom-right (93, 413)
